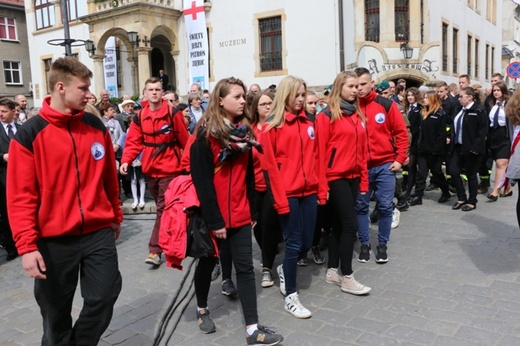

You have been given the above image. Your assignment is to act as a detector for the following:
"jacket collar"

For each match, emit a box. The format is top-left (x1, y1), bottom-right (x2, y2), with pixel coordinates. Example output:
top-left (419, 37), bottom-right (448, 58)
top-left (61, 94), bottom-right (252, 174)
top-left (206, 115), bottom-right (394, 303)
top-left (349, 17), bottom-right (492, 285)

top-left (39, 96), bottom-right (85, 127)
top-left (285, 109), bottom-right (308, 123)
top-left (358, 89), bottom-right (377, 108)
top-left (140, 99), bottom-right (170, 120)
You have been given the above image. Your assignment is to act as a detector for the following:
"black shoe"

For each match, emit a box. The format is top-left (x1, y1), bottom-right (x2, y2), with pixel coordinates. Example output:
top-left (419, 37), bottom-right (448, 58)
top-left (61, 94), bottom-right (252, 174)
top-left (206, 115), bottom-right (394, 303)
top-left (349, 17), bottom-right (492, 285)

top-left (311, 246), bottom-right (325, 264)
top-left (375, 244), bottom-right (388, 263)
top-left (438, 192), bottom-right (452, 203)
top-left (426, 183), bottom-right (439, 191)
top-left (6, 249), bottom-right (18, 261)
top-left (246, 325), bottom-right (284, 345)
top-left (461, 203), bottom-right (477, 212)
top-left (487, 193), bottom-right (499, 202)
top-left (452, 201), bottom-right (467, 210)
top-left (358, 244), bottom-right (371, 263)
top-left (196, 308), bottom-right (216, 334)
top-left (409, 196), bottom-right (422, 206)
top-left (221, 279), bottom-right (237, 297)
top-left (395, 200), bottom-right (409, 211)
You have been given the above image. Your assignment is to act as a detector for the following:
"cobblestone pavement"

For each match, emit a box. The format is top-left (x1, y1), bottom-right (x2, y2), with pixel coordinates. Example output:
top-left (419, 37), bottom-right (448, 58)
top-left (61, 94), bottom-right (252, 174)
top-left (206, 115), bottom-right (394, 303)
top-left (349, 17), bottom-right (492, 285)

top-left (2, 190), bottom-right (520, 346)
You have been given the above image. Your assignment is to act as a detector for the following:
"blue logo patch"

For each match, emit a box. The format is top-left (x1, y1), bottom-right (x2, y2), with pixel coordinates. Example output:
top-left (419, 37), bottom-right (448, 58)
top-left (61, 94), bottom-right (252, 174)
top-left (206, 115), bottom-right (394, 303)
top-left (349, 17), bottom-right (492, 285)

top-left (375, 113), bottom-right (386, 124)
top-left (91, 142), bottom-right (105, 161)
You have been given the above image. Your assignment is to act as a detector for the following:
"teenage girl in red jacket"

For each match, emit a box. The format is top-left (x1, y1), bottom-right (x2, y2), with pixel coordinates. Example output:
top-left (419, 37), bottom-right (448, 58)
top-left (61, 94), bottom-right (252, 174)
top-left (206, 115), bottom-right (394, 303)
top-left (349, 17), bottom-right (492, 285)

top-left (189, 77), bottom-right (283, 345)
top-left (315, 71), bottom-right (371, 296)
top-left (260, 76), bottom-right (318, 319)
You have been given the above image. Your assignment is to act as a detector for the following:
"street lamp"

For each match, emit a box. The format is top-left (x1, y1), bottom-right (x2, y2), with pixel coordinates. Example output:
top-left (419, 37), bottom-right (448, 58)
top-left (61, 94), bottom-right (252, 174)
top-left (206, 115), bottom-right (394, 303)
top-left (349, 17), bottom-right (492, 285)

top-left (400, 42), bottom-right (413, 59)
top-left (84, 39), bottom-right (96, 57)
top-left (128, 31), bottom-right (139, 48)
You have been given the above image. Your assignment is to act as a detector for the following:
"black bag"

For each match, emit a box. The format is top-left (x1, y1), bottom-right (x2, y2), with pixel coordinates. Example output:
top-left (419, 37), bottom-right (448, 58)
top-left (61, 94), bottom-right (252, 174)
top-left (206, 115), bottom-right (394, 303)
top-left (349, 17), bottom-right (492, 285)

top-left (186, 208), bottom-right (216, 258)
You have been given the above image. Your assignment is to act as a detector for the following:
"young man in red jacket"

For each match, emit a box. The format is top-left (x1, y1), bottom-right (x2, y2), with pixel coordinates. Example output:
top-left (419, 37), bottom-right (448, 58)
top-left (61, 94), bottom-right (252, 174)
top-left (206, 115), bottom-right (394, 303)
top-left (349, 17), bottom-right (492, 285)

top-left (354, 67), bottom-right (409, 264)
top-left (120, 77), bottom-right (189, 266)
top-left (7, 57), bottom-right (123, 346)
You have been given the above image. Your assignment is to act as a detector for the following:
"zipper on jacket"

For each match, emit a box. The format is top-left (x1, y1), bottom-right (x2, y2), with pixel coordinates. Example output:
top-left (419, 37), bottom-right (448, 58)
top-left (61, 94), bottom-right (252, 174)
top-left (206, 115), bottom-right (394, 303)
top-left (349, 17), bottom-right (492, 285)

top-left (362, 103), bottom-right (373, 166)
top-left (68, 120), bottom-right (85, 233)
top-left (297, 119), bottom-right (307, 197)
top-left (228, 157), bottom-right (233, 226)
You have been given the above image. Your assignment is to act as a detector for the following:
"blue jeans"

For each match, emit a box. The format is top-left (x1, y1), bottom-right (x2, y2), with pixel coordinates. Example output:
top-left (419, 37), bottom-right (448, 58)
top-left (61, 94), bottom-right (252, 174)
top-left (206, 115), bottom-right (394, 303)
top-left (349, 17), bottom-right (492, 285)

top-left (279, 194), bottom-right (317, 296)
top-left (356, 162), bottom-right (395, 245)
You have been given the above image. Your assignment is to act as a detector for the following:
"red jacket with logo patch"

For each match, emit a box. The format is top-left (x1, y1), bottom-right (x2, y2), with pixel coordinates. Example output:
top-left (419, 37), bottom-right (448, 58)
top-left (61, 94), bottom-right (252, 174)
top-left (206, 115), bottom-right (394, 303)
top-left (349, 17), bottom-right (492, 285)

top-left (7, 97), bottom-right (123, 255)
top-left (259, 110), bottom-right (319, 214)
top-left (315, 109), bottom-right (369, 204)
top-left (122, 100), bottom-right (189, 178)
top-left (358, 90), bottom-right (409, 168)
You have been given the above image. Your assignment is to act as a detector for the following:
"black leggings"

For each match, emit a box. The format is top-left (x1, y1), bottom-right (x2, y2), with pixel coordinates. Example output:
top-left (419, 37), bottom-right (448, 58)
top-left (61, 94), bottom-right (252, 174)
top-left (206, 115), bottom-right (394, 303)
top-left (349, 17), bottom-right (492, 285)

top-left (415, 153), bottom-right (449, 195)
top-left (516, 184), bottom-right (520, 229)
top-left (253, 190), bottom-right (281, 270)
top-left (194, 225), bottom-right (258, 325)
top-left (327, 178), bottom-right (359, 276)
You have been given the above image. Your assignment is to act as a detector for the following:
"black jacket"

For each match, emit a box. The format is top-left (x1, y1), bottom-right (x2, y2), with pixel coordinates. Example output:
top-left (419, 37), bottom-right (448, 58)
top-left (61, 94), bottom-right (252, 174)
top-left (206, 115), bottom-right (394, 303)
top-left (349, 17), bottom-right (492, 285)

top-left (451, 102), bottom-right (488, 155)
top-left (407, 104), bottom-right (423, 156)
top-left (417, 109), bottom-right (447, 155)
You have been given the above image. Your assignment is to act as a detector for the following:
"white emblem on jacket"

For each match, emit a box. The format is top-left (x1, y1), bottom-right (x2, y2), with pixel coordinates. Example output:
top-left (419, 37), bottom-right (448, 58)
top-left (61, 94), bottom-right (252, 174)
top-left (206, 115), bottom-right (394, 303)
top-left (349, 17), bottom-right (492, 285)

top-left (91, 142), bottom-right (105, 160)
top-left (375, 113), bottom-right (386, 124)
top-left (307, 126), bottom-right (315, 139)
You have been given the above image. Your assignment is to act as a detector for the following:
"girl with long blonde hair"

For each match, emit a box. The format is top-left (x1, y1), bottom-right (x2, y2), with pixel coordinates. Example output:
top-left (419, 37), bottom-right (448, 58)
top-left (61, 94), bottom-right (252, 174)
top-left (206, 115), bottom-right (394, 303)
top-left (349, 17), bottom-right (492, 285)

top-left (315, 71), bottom-right (371, 296)
top-left (260, 75), bottom-right (318, 319)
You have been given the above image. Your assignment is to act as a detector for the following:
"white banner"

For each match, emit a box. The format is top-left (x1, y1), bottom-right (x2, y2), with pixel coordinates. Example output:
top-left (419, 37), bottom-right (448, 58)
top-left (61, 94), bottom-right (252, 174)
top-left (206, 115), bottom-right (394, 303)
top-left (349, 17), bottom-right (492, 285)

top-left (183, 0), bottom-right (209, 91)
top-left (103, 36), bottom-right (118, 97)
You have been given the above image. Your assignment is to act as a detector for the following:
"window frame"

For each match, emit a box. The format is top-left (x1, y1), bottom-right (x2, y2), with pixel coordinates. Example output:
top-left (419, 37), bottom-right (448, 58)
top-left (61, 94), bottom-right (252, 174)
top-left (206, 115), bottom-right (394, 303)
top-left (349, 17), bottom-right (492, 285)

top-left (453, 28), bottom-right (459, 74)
top-left (0, 17), bottom-right (18, 41)
top-left (258, 16), bottom-right (283, 73)
top-left (365, 0), bottom-right (380, 42)
top-left (35, 0), bottom-right (55, 30)
top-left (394, 0), bottom-right (409, 42)
top-left (3, 60), bottom-right (23, 85)
top-left (442, 22), bottom-right (449, 72)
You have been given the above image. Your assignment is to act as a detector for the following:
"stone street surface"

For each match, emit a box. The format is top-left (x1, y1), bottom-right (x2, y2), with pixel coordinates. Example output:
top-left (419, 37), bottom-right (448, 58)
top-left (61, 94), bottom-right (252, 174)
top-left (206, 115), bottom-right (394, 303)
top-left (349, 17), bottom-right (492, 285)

top-left (2, 190), bottom-right (520, 346)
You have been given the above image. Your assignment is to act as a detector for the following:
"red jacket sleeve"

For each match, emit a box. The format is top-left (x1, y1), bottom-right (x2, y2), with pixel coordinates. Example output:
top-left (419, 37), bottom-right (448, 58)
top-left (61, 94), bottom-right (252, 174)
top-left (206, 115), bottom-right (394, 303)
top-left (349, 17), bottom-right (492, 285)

top-left (259, 125), bottom-right (290, 214)
top-left (314, 113), bottom-right (331, 204)
top-left (389, 102), bottom-right (409, 164)
top-left (7, 141), bottom-right (40, 254)
top-left (360, 127), bottom-right (369, 193)
top-left (173, 109), bottom-right (189, 149)
top-left (121, 118), bottom-right (144, 165)
top-left (103, 131), bottom-right (124, 224)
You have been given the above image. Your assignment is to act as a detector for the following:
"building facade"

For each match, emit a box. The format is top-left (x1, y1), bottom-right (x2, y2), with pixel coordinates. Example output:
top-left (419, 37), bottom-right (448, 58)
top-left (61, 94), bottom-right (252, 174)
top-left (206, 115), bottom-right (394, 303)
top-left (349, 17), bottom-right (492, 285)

top-left (0, 0), bottom-right (31, 102)
top-left (24, 0), bottom-right (504, 107)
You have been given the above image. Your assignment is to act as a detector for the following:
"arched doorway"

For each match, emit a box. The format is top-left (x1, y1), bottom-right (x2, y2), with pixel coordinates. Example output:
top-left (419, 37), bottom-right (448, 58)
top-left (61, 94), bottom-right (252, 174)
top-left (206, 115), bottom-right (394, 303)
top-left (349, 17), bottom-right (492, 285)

top-left (150, 35), bottom-right (176, 91)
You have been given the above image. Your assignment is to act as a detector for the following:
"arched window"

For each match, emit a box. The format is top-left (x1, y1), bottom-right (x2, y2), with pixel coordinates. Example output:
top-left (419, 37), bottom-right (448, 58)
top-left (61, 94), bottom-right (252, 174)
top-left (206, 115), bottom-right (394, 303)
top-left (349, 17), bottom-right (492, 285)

top-left (395, 0), bottom-right (409, 42)
top-left (35, 0), bottom-right (55, 30)
top-left (365, 0), bottom-right (380, 42)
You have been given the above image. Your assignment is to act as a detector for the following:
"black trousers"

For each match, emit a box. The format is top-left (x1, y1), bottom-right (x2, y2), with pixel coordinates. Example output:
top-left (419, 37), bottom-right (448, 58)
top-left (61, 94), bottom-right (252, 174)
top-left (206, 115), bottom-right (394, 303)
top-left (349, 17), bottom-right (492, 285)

top-left (327, 178), bottom-right (359, 276)
top-left (0, 178), bottom-right (15, 252)
top-left (195, 225), bottom-right (258, 325)
top-left (449, 144), bottom-right (481, 204)
top-left (36, 229), bottom-right (122, 346)
top-left (252, 190), bottom-right (280, 270)
top-left (404, 154), bottom-right (418, 199)
top-left (415, 153), bottom-right (449, 196)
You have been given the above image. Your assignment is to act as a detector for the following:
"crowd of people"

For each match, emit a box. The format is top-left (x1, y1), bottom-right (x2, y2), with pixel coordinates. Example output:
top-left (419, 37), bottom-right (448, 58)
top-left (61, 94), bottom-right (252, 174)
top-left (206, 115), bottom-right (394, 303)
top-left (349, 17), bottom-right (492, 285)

top-left (3, 56), bottom-right (520, 346)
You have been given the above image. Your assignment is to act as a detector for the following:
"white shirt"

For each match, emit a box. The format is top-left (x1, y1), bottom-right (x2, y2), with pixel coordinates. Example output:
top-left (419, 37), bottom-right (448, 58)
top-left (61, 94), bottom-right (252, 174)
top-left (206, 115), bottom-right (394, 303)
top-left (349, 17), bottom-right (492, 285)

top-left (489, 102), bottom-right (506, 127)
top-left (1, 121), bottom-right (16, 138)
top-left (454, 101), bottom-right (474, 144)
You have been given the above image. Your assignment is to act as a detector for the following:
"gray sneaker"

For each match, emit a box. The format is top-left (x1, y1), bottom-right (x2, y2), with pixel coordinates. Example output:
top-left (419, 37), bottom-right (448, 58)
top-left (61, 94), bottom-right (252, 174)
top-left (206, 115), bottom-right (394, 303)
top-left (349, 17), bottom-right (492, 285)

top-left (277, 264), bottom-right (286, 296)
top-left (261, 270), bottom-right (274, 288)
top-left (145, 253), bottom-right (161, 266)
top-left (196, 308), bottom-right (216, 334)
top-left (246, 325), bottom-right (284, 345)
top-left (221, 278), bottom-right (237, 297)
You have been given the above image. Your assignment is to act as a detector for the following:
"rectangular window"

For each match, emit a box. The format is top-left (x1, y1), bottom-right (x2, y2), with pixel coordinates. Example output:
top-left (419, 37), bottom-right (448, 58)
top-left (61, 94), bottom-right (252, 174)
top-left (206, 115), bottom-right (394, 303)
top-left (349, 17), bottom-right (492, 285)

top-left (259, 16), bottom-right (282, 72)
top-left (0, 17), bottom-right (17, 40)
top-left (365, 0), bottom-right (380, 42)
top-left (475, 38), bottom-right (479, 79)
top-left (467, 35), bottom-right (472, 78)
top-left (491, 46), bottom-right (495, 76)
top-left (485, 44), bottom-right (490, 79)
top-left (69, 0), bottom-right (78, 21)
top-left (3, 61), bottom-right (22, 85)
top-left (35, 0), bottom-right (56, 30)
top-left (43, 58), bottom-right (52, 94)
top-left (395, 0), bottom-right (409, 41)
top-left (453, 28), bottom-right (459, 74)
top-left (442, 23), bottom-right (448, 72)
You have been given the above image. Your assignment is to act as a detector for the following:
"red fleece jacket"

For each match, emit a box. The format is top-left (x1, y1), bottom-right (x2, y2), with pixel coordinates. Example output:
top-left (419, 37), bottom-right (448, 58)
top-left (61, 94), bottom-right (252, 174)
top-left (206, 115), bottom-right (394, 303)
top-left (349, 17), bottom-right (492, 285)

top-left (315, 110), bottom-right (369, 204)
top-left (7, 97), bottom-right (123, 255)
top-left (358, 90), bottom-right (409, 168)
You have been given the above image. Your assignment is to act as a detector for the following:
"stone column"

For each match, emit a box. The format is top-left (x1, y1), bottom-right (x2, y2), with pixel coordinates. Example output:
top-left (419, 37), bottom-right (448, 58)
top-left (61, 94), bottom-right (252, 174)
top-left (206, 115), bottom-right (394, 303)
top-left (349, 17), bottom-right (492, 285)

top-left (137, 47), bottom-right (153, 90)
top-left (92, 55), bottom-right (105, 96)
top-left (127, 56), bottom-right (138, 96)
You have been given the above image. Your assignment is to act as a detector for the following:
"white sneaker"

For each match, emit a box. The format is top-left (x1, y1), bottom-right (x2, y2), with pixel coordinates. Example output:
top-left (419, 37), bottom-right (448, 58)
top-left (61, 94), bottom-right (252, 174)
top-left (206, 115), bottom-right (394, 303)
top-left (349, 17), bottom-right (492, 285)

top-left (284, 292), bottom-right (312, 318)
top-left (131, 202), bottom-right (138, 210)
top-left (277, 265), bottom-right (286, 296)
top-left (391, 208), bottom-right (400, 229)
top-left (341, 275), bottom-right (371, 295)
top-left (325, 267), bottom-right (342, 286)
top-left (138, 201), bottom-right (145, 209)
